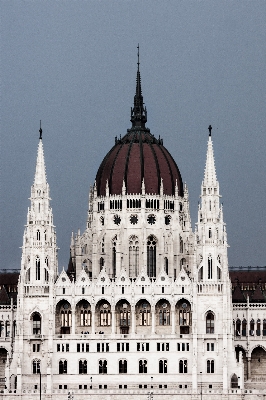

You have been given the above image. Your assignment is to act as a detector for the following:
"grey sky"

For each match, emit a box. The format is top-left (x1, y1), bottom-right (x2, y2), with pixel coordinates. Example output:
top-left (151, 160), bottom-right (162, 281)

top-left (1, 1), bottom-right (265, 271)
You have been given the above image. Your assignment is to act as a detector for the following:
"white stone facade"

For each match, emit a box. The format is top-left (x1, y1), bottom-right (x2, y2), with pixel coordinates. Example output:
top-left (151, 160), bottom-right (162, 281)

top-left (0, 123), bottom-right (265, 399)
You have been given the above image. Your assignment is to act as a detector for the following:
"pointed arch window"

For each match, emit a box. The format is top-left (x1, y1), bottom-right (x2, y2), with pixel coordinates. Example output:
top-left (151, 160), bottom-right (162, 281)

top-left (99, 359), bottom-right (107, 374)
top-left (59, 360), bottom-right (67, 374)
top-left (61, 309), bottom-right (72, 328)
top-left (206, 312), bottom-right (214, 333)
top-left (159, 359), bottom-right (167, 373)
top-left (207, 359), bottom-right (214, 373)
top-left (139, 359), bottom-right (147, 373)
top-left (119, 359), bottom-right (127, 374)
top-left (179, 236), bottom-right (183, 253)
top-left (256, 319), bottom-right (261, 336)
top-left (180, 258), bottom-right (186, 271)
top-left (99, 257), bottom-right (104, 272)
top-left (139, 308), bottom-right (150, 326)
top-left (32, 313), bottom-right (41, 335)
top-left (236, 319), bottom-right (241, 337)
top-left (198, 267), bottom-right (203, 281)
top-left (100, 310), bottom-right (111, 326)
top-left (129, 235), bottom-right (139, 277)
top-left (112, 236), bottom-right (117, 278)
top-left (44, 269), bottom-right (49, 283)
top-left (147, 235), bottom-right (157, 278)
top-left (26, 268), bottom-right (31, 283)
top-left (33, 359), bottom-right (41, 374)
top-left (242, 319), bottom-right (247, 336)
top-left (37, 230), bottom-right (40, 241)
top-left (250, 319), bottom-right (255, 336)
top-left (179, 359), bottom-right (187, 373)
top-left (36, 257), bottom-right (40, 280)
top-left (80, 309), bottom-right (91, 326)
top-left (209, 228), bottom-right (212, 238)
top-left (208, 256), bottom-right (212, 279)
top-left (164, 257), bottom-right (168, 275)
top-left (79, 359), bottom-right (87, 374)
top-left (217, 266), bottom-right (221, 280)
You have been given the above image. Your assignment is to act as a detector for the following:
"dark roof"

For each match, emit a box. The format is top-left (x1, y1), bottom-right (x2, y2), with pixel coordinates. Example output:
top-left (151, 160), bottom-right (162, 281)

top-left (232, 285), bottom-right (247, 303)
top-left (0, 271), bottom-right (19, 304)
top-left (229, 268), bottom-right (266, 303)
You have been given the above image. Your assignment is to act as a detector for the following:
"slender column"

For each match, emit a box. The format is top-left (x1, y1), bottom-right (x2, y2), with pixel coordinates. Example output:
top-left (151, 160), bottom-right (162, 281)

top-left (91, 306), bottom-right (95, 334)
top-left (131, 305), bottom-right (136, 335)
top-left (71, 300), bottom-right (75, 335)
top-left (171, 303), bottom-right (175, 334)
top-left (247, 357), bottom-right (251, 380)
top-left (151, 306), bottom-right (155, 334)
top-left (111, 307), bottom-right (116, 334)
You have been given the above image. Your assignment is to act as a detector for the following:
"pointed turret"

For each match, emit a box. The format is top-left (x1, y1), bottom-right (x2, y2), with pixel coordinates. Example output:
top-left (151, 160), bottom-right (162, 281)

top-left (130, 44), bottom-right (147, 128)
top-left (195, 126), bottom-right (228, 282)
top-left (21, 126), bottom-right (58, 284)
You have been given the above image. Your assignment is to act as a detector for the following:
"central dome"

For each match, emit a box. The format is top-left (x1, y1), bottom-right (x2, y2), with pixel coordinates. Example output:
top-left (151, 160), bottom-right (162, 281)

top-left (95, 59), bottom-right (183, 197)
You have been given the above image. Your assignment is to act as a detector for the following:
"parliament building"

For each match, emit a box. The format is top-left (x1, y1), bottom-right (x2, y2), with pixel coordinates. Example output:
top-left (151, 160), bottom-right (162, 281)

top-left (0, 60), bottom-right (265, 399)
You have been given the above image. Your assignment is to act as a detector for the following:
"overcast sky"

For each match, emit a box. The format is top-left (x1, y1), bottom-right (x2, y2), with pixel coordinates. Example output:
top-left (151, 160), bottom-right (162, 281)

top-left (1, 1), bottom-right (265, 271)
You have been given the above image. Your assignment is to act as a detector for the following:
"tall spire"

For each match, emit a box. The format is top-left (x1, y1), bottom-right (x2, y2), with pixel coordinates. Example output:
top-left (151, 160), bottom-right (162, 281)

top-left (203, 126), bottom-right (217, 186)
top-left (34, 132), bottom-right (47, 186)
top-left (130, 44), bottom-right (147, 128)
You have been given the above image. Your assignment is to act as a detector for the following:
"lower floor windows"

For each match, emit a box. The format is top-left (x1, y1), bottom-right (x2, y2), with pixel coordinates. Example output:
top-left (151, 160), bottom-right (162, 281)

top-left (119, 359), bottom-right (127, 374)
top-left (32, 359), bottom-right (40, 374)
top-left (59, 360), bottom-right (67, 374)
top-left (207, 359), bottom-right (214, 373)
top-left (79, 359), bottom-right (87, 374)
top-left (159, 359), bottom-right (167, 373)
top-left (179, 359), bottom-right (188, 373)
top-left (99, 359), bottom-right (107, 374)
top-left (139, 359), bottom-right (147, 373)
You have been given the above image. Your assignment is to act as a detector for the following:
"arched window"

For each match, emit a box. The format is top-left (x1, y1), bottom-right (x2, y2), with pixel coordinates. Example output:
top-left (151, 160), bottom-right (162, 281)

top-left (147, 235), bottom-right (157, 278)
top-left (256, 319), bottom-right (261, 336)
top-left (179, 236), bottom-right (183, 253)
top-left (159, 359), bottom-right (167, 373)
top-left (206, 312), bottom-right (214, 333)
top-left (164, 257), bottom-right (168, 275)
top-left (208, 256), bottom-right (212, 279)
top-left (26, 268), bottom-right (31, 283)
top-left (207, 359), bottom-right (214, 373)
top-left (99, 359), bottom-right (107, 374)
top-left (79, 360), bottom-right (87, 374)
top-left (263, 319), bottom-right (266, 336)
top-left (231, 374), bottom-right (238, 388)
top-left (112, 236), bottom-right (117, 278)
top-left (119, 307), bottom-right (130, 327)
top-left (209, 228), bottom-right (212, 239)
top-left (80, 309), bottom-right (91, 327)
top-left (129, 236), bottom-right (139, 277)
top-left (180, 258), bottom-right (186, 271)
top-left (36, 257), bottom-right (40, 280)
top-left (119, 359), bottom-right (127, 374)
top-left (32, 313), bottom-right (41, 335)
top-left (100, 308), bottom-right (111, 326)
top-left (139, 307), bottom-right (150, 326)
top-left (61, 307), bottom-right (72, 328)
top-left (139, 359), bottom-right (147, 373)
top-left (236, 319), bottom-right (241, 336)
top-left (217, 266), bottom-right (221, 280)
top-left (179, 359), bottom-right (187, 373)
top-left (59, 360), bottom-right (67, 374)
top-left (158, 302), bottom-right (170, 326)
top-left (37, 230), bottom-right (40, 241)
top-left (250, 319), bottom-right (255, 336)
top-left (99, 257), bottom-right (104, 272)
top-left (242, 319), bottom-right (247, 336)
top-left (44, 269), bottom-right (49, 283)
top-left (32, 359), bottom-right (40, 374)
top-left (198, 267), bottom-right (203, 281)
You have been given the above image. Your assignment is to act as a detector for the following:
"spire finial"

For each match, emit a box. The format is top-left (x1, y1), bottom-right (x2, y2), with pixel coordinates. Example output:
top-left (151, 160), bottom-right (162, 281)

top-left (130, 45), bottom-right (147, 128)
top-left (208, 125), bottom-right (212, 136)
top-left (137, 43), bottom-right (140, 72)
top-left (39, 120), bottom-right (42, 140)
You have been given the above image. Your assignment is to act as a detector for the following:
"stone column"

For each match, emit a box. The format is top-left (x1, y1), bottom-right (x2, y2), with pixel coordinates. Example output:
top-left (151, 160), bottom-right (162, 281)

top-left (111, 307), bottom-right (116, 334)
top-left (91, 306), bottom-right (95, 334)
top-left (131, 305), bottom-right (136, 335)
top-left (71, 300), bottom-right (75, 335)
top-left (151, 306), bottom-right (156, 334)
top-left (247, 357), bottom-right (251, 380)
top-left (171, 304), bottom-right (175, 334)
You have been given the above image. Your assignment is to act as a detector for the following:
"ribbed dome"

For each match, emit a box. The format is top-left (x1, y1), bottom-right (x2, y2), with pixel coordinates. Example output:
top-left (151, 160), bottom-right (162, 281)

top-left (96, 128), bottom-right (183, 197)
top-left (96, 54), bottom-right (183, 197)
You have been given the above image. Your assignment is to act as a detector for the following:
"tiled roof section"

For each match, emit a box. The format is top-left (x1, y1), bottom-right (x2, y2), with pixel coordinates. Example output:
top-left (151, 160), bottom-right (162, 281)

top-left (0, 286), bottom-right (10, 304)
top-left (96, 128), bottom-right (184, 197)
top-left (251, 285), bottom-right (266, 302)
top-left (232, 285), bottom-right (247, 303)
top-left (229, 269), bottom-right (266, 303)
top-left (0, 271), bottom-right (19, 304)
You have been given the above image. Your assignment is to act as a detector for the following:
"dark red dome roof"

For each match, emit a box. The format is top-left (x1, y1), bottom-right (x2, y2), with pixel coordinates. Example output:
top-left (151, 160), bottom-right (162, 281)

top-left (96, 128), bottom-right (183, 197)
top-left (96, 60), bottom-right (183, 197)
